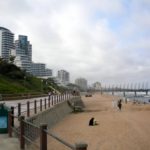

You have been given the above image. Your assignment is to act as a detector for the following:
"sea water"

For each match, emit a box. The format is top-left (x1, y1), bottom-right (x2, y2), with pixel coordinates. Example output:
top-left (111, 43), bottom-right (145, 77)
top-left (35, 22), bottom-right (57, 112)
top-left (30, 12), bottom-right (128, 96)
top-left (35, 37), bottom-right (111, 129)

top-left (107, 92), bottom-right (150, 104)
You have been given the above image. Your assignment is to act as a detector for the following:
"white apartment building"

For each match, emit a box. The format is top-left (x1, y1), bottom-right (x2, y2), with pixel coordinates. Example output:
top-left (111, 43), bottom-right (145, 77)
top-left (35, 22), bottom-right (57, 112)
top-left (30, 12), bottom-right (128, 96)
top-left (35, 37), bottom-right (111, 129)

top-left (0, 27), bottom-right (14, 61)
top-left (57, 70), bottom-right (70, 86)
top-left (92, 82), bottom-right (101, 90)
top-left (75, 78), bottom-right (87, 91)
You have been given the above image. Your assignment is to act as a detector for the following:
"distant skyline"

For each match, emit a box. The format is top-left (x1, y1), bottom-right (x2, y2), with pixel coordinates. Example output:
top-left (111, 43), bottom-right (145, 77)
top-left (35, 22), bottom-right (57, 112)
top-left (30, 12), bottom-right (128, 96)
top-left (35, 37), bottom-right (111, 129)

top-left (0, 0), bottom-right (150, 85)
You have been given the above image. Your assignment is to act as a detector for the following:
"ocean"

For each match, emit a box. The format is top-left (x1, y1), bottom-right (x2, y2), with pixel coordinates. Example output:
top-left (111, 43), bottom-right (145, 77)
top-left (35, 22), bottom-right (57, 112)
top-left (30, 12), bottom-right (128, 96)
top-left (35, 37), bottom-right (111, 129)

top-left (107, 92), bottom-right (150, 104)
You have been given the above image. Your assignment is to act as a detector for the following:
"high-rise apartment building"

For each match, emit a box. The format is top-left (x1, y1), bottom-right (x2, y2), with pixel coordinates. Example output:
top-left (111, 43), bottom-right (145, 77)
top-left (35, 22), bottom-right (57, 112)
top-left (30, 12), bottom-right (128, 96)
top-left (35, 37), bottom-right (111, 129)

top-left (31, 63), bottom-right (52, 77)
top-left (0, 27), bottom-right (14, 61)
top-left (75, 78), bottom-right (87, 91)
top-left (31, 63), bottom-right (46, 77)
top-left (14, 35), bottom-right (32, 73)
top-left (57, 70), bottom-right (70, 85)
top-left (92, 82), bottom-right (101, 90)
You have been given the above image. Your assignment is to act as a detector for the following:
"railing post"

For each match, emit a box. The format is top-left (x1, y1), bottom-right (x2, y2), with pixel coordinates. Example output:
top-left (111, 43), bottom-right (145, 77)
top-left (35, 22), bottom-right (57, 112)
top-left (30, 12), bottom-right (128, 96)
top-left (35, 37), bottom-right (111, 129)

top-left (40, 124), bottom-right (47, 150)
top-left (20, 116), bottom-right (25, 150)
top-left (45, 98), bottom-right (46, 109)
top-left (60, 94), bottom-right (62, 102)
top-left (48, 97), bottom-right (50, 107)
top-left (54, 95), bottom-right (56, 105)
top-left (57, 95), bottom-right (59, 104)
top-left (27, 101), bottom-right (30, 117)
top-left (63, 94), bottom-right (64, 101)
top-left (75, 142), bottom-right (88, 150)
top-left (34, 100), bottom-right (37, 114)
top-left (8, 110), bottom-right (12, 137)
top-left (54, 95), bottom-right (57, 105)
top-left (40, 99), bottom-right (42, 111)
top-left (59, 95), bottom-right (60, 103)
top-left (51, 96), bottom-right (53, 106)
top-left (62, 94), bottom-right (64, 101)
top-left (48, 94), bottom-right (50, 101)
top-left (11, 106), bottom-right (14, 127)
top-left (18, 103), bottom-right (21, 117)
top-left (64, 94), bottom-right (66, 101)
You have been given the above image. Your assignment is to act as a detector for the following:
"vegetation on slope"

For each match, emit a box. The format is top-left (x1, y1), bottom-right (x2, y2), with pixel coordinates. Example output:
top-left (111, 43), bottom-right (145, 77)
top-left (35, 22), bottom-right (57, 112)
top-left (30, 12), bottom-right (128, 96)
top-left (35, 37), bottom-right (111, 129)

top-left (0, 58), bottom-right (65, 95)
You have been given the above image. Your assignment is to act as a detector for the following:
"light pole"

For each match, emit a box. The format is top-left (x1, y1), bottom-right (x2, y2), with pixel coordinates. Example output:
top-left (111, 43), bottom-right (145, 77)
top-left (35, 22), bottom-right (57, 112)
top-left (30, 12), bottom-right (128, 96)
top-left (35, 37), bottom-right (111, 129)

top-left (24, 76), bottom-right (26, 87)
top-left (41, 79), bottom-right (43, 93)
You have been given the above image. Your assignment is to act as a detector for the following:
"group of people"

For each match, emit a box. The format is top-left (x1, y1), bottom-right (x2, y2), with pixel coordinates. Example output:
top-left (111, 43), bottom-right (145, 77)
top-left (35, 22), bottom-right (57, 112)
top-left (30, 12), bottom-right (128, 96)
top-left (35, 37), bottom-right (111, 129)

top-left (88, 99), bottom-right (124, 126)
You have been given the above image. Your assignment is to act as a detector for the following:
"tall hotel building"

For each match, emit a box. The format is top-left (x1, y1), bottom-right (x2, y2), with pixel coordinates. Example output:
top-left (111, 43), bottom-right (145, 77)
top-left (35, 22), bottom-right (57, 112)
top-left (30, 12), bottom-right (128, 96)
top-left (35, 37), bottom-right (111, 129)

top-left (75, 78), bottom-right (87, 91)
top-left (0, 27), bottom-right (14, 61)
top-left (14, 35), bottom-right (32, 73)
top-left (57, 70), bottom-right (70, 85)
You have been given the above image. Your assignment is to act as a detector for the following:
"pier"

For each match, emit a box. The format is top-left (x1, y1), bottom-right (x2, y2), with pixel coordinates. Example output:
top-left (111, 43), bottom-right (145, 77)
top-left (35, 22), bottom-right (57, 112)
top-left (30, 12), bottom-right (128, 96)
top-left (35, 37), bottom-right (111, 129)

top-left (100, 84), bottom-right (150, 96)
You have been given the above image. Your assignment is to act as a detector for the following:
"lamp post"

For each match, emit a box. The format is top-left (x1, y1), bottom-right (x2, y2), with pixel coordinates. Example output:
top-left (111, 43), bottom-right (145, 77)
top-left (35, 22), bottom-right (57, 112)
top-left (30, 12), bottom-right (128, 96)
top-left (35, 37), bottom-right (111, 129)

top-left (41, 79), bottom-right (43, 94)
top-left (24, 76), bottom-right (26, 87)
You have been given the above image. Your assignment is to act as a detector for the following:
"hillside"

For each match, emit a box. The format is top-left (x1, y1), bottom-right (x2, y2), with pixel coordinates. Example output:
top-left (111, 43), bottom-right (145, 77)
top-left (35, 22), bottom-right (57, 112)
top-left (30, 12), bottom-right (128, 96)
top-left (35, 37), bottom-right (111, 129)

top-left (0, 58), bottom-right (65, 98)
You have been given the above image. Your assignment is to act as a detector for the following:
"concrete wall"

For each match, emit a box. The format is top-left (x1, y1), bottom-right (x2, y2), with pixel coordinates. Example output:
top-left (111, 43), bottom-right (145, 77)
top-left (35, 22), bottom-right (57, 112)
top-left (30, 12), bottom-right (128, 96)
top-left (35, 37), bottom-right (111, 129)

top-left (27, 96), bottom-right (83, 128)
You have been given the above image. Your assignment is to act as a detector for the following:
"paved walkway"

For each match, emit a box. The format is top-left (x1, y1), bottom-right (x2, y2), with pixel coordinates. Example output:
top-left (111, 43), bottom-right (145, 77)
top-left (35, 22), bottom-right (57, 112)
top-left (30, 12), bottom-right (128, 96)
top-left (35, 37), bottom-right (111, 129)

top-left (0, 134), bottom-right (19, 150)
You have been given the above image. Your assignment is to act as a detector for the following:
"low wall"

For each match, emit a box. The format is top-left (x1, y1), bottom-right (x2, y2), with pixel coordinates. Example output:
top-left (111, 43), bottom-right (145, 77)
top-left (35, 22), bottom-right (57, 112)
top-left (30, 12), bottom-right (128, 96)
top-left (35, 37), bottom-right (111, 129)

top-left (27, 96), bottom-right (84, 128)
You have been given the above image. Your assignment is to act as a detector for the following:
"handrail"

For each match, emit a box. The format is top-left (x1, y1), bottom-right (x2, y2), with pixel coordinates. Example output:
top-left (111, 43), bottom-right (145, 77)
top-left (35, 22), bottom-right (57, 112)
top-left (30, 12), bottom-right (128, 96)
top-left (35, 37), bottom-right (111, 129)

top-left (23, 135), bottom-right (40, 148)
top-left (45, 130), bottom-right (75, 150)
top-left (23, 120), bottom-right (39, 129)
top-left (8, 93), bottom-right (85, 150)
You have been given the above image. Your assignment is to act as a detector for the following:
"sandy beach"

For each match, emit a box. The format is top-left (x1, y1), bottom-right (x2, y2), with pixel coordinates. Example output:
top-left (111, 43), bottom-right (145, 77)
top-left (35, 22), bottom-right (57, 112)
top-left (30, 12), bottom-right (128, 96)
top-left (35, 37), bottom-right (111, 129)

top-left (46, 93), bottom-right (150, 150)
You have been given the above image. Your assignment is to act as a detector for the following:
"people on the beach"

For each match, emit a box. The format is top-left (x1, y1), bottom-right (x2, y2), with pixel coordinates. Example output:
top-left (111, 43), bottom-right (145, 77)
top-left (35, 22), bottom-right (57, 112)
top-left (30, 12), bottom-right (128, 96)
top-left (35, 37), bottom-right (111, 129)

top-left (112, 100), bottom-right (115, 108)
top-left (89, 117), bottom-right (99, 126)
top-left (117, 99), bottom-right (122, 111)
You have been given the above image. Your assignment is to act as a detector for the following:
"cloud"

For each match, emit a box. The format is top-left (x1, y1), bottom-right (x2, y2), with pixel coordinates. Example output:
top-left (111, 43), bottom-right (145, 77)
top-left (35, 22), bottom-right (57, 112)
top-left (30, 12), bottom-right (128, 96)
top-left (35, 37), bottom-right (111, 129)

top-left (0, 0), bottom-right (150, 85)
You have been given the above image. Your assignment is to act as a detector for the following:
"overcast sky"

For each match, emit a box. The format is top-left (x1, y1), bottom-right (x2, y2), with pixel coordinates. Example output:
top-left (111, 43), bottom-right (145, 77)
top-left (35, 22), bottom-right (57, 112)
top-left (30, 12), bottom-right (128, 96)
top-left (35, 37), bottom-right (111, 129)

top-left (1, 0), bottom-right (150, 86)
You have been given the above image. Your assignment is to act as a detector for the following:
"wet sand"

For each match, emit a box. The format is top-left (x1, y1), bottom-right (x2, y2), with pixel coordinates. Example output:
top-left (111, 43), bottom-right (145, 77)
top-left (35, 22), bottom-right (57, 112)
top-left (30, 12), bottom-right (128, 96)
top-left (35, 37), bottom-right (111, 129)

top-left (47, 93), bottom-right (150, 150)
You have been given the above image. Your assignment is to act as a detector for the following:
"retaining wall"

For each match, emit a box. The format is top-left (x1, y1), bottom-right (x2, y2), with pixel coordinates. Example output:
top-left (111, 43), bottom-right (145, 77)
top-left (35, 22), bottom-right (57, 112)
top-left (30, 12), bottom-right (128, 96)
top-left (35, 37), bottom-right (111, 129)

top-left (27, 96), bottom-right (84, 128)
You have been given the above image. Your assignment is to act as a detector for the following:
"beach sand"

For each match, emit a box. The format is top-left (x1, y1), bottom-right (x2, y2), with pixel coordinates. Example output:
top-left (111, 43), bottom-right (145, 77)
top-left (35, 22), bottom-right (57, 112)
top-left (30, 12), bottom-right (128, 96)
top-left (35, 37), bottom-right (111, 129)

top-left (46, 93), bottom-right (150, 150)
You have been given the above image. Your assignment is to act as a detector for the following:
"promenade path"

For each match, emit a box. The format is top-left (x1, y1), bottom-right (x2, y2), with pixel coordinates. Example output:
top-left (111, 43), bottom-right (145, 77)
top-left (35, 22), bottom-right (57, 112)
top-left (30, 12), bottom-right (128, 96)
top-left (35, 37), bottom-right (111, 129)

top-left (0, 96), bottom-right (48, 150)
top-left (0, 134), bottom-right (19, 150)
top-left (47, 93), bottom-right (150, 150)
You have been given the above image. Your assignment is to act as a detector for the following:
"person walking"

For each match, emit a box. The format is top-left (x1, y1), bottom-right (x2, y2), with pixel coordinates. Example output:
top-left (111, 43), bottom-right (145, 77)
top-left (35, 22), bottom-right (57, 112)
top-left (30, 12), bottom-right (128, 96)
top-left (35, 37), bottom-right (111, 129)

top-left (118, 99), bottom-right (122, 111)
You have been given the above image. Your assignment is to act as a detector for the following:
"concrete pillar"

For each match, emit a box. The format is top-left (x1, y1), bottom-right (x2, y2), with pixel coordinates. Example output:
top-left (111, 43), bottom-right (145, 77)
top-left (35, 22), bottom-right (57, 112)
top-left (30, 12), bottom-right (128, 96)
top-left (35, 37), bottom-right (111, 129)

top-left (123, 92), bottom-right (125, 97)
top-left (134, 91), bottom-right (137, 97)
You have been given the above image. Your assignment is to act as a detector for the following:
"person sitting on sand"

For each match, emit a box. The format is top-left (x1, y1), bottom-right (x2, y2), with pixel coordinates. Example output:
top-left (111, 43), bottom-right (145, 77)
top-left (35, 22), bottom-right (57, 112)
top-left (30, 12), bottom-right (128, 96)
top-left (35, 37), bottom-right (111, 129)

top-left (89, 117), bottom-right (99, 126)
